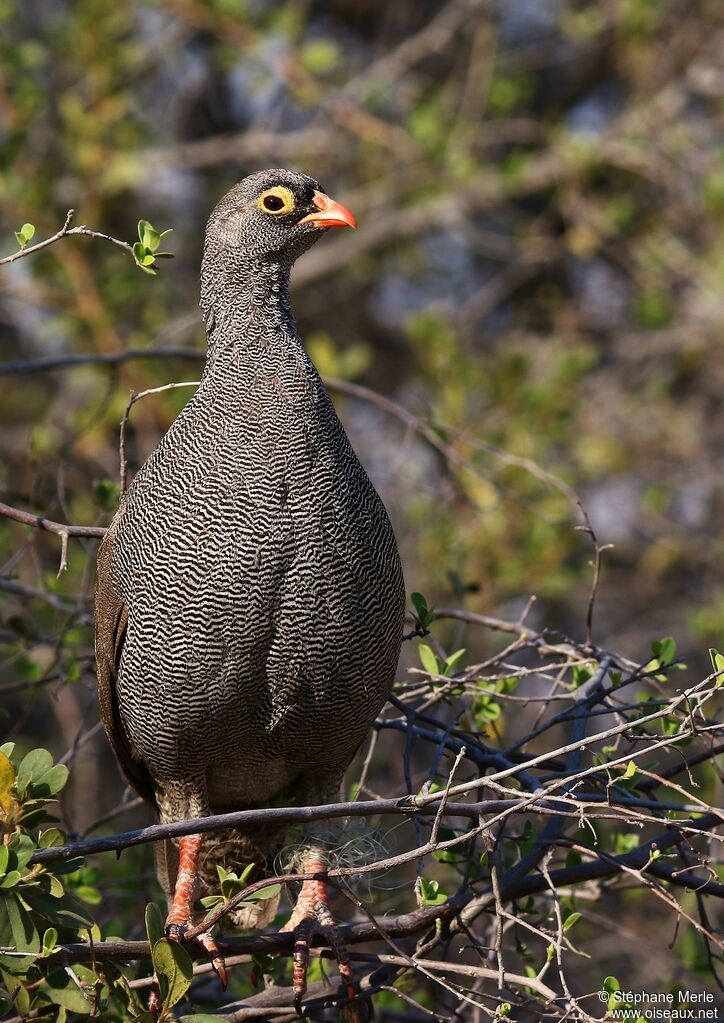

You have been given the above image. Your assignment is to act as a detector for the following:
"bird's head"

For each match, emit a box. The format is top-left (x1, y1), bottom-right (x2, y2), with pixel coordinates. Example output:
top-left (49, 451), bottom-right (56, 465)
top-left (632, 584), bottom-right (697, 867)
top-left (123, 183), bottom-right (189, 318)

top-left (205, 168), bottom-right (357, 266)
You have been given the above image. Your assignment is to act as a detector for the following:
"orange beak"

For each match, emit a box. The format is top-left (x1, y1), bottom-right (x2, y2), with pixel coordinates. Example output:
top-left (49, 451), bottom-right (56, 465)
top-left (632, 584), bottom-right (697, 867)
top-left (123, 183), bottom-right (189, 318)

top-left (298, 190), bottom-right (357, 230)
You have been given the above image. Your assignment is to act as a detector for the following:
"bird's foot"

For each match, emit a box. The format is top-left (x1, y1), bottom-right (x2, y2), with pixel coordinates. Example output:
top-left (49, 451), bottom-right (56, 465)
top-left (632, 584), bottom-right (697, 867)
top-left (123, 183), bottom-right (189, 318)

top-left (281, 860), bottom-right (360, 1021)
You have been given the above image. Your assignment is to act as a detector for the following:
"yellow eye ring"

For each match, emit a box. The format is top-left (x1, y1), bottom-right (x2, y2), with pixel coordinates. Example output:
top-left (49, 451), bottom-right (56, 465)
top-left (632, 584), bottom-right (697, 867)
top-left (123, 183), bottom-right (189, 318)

top-left (258, 186), bottom-right (295, 216)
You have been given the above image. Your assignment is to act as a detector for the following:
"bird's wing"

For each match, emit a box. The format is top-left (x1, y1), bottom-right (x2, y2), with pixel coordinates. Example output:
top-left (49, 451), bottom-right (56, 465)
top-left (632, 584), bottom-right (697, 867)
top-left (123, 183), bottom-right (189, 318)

top-left (95, 527), bottom-right (156, 806)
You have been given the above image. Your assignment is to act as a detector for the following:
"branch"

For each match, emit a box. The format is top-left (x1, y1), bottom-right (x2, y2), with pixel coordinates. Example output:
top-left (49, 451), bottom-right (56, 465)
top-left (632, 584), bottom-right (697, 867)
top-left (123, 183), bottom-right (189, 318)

top-left (0, 347), bottom-right (204, 375)
top-left (0, 209), bottom-right (134, 266)
top-left (27, 796), bottom-right (538, 866)
top-left (0, 501), bottom-right (105, 540)
top-left (0, 500), bottom-right (105, 575)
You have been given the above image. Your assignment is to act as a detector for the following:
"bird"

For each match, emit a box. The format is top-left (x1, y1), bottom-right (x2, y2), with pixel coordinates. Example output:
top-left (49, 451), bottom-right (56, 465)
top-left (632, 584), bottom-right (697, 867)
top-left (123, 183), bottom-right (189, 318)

top-left (95, 168), bottom-right (406, 1016)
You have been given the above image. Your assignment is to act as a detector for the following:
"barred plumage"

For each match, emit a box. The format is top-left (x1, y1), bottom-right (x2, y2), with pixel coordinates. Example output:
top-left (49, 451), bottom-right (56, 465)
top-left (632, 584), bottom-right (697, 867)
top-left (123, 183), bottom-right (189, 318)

top-left (95, 170), bottom-right (405, 965)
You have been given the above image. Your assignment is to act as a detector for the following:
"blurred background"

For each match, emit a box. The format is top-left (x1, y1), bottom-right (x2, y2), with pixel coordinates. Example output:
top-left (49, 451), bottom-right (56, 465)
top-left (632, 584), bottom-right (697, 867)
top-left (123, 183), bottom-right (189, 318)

top-left (1, 0), bottom-right (723, 1008)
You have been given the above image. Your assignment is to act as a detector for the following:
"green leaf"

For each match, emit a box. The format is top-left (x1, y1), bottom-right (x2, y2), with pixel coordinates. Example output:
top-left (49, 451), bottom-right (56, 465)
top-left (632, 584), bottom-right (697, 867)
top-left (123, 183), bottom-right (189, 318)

top-left (572, 664), bottom-right (593, 688)
top-left (411, 591), bottom-right (434, 628)
top-left (152, 938), bottom-right (193, 1009)
top-left (8, 834), bottom-right (35, 873)
top-left (145, 903), bottom-right (165, 950)
top-left (443, 648), bottom-right (466, 674)
top-left (32, 763), bottom-right (69, 797)
top-left (709, 648), bottom-right (724, 685)
top-left (418, 644), bottom-right (440, 676)
top-left (199, 894), bottom-right (224, 909)
top-left (16, 748), bottom-right (53, 793)
top-left (73, 885), bottom-right (102, 905)
top-left (37, 967), bottom-right (99, 1013)
top-left (39, 827), bottom-right (65, 848)
top-left (419, 878), bottom-right (448, 906)
top-left (0, 846), bottom-right (8, 875)
top-left (563, 911), bottom-right (582, 932)
top-left (20, 888), bottom-right (94, 928)
top-left (0, 872), bottom-right (21, 889)
top-left (0, 892), bottom-right (39, 952)
top-left (622, 760), bottom-right (636, 780)
top-left (651, 636), bottom-right (676, 663)
top-left (14, 223), bottom-right (35, 249)
top-left (42, 927), bottom-right (58, 955)
top-left (249, 883), bottom-right (280, 902)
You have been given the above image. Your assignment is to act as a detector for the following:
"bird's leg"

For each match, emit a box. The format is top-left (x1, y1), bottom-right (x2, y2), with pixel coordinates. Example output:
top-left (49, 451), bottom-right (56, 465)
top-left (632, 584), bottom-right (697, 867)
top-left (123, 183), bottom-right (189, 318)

top-left (148, 834), bottom-right (227, 1013)
top-left (281, 853), bottom-right (359, 1021)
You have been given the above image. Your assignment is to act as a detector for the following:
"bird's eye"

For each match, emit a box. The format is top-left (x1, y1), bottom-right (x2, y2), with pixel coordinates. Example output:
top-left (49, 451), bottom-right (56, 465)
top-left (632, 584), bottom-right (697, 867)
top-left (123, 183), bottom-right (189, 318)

top-left (258, 186), bottom-right (295, 216)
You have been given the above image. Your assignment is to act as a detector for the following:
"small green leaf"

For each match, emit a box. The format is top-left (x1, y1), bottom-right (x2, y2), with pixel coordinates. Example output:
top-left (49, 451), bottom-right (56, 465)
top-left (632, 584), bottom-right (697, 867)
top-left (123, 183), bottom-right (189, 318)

top-left (152, 937), bottom-right (193, 1009)
top-left (199, 894), bottom-right (224, 909)
top-left (145, 903), bottom-right (165, 950)
top-left (410, 591), bottom-right (434, 628)
top-left (419, 877), bottom-right (448, 906)
top-left (572, 664), bottom-right (593, 688)
top-left (563, 911), bottom-right (582, 932)
top-left (32, 763), bottom-right (69, 797)
top-left (21, 888), bottom-right (94, 928)
top-left (14, 223), bottom-right (35, 249)
top-left (709, 648), bottom-right (724, 685)
top-left (652, 636), bottom-right (676, 663)
top-left (0, 871), bottom-right (21, 889)
top-left (16, 748), bottom-right (53, 793)
top-left (443, 648), bottom-right (466, 674)
top-left (249, 883), bottom-right (280, 902)
top-left (39, 828), bottom-right (65, 849)
top-left (622, 760), bottom-right (636, 780)
top-left (0, 892), bottom-right (39, 952)
top-left (418, 644), bottom-right (440, 676)
top-left (8, 834), bottom-right (35, 873)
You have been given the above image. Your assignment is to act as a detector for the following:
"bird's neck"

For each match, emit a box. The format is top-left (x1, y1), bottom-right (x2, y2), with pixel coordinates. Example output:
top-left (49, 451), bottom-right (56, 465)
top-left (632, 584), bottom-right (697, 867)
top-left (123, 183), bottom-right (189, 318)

top-left (199, 249), bottom-right (298, 374)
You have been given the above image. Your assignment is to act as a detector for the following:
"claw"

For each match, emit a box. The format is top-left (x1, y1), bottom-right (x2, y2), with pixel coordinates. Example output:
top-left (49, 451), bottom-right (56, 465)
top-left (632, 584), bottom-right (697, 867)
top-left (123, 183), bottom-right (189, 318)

top-left (195, 930), bottom-right (228, 989)
top-left (281, 859), bottom-right (360, 1022)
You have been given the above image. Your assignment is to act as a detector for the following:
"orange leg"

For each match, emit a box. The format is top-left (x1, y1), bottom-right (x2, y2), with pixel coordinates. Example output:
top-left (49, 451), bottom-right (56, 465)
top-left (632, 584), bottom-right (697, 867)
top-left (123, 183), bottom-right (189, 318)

top-left (281, 856), bottom-right (359, 1021)
top-left (166, 833), bottom-right (203, 933)
top-left (148, 834), bottom-right (227, 1013)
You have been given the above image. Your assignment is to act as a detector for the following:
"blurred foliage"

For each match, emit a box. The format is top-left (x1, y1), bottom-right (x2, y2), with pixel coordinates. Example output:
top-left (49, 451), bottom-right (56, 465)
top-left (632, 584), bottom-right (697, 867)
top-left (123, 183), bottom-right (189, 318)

top-left (1, 0), bottom-right (723, 1017)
